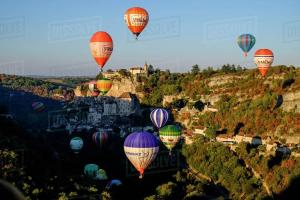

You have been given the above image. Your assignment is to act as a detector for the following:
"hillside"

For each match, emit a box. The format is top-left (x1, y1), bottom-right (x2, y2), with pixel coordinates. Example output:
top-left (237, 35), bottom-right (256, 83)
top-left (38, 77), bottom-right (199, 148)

top-left (1, 65), bottom-right (300, 199)
top-left (137, 65), bottom-right (300, 139)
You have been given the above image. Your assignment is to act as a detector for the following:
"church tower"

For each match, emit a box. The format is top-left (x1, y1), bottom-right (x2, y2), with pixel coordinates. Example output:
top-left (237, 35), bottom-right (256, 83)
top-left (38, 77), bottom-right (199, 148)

top-left (144, 62), bottom-right (149, 76)
top-left (143, 62), bottom-right (148, 72)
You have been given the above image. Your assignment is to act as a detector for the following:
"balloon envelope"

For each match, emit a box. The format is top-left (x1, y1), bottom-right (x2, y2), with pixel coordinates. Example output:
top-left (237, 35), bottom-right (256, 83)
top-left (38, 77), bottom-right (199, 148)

top-left (237, 34), bottom-right (256, 56)
top-left (254, 49), bottom-right (274, 77)
top-left (124, 7), bottom-right (149, 39)
top-left (96, 78), bottom-right (113, 95)
top-left (150, 108), bottom-right (169, 129)
top-left (92, 131), bottom-right (108, 149)
top-left (90, 32), bottom-right (113, 69)
top-left (70, 137), bottom-right (83, 153)
top-left (106, 179), bottom-right (122, 189)
top-left (95, 169), bottom-right (108, 181)
top-left (88, 80), bottom-right (97, 92)
top-left (159, 125), bottom-right (182, 151)
top-left (124, 131), bottom-right (159, 178)
top-left (84, 164), bottom-right (99, 178)
top-left (32, 102), bottom-right (45, 112)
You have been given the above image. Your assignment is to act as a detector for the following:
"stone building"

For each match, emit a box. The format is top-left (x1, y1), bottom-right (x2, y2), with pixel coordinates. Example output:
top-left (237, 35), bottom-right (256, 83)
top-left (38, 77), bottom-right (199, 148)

top-left (129, 63), bottom-right (148, 76)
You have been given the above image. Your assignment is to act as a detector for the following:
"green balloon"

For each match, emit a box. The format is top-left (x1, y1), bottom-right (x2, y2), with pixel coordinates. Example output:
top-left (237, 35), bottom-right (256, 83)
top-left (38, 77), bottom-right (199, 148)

top-left (159, 125), bottom-right (181, 151)
top-left (84, 164), bottom-right (99, 178)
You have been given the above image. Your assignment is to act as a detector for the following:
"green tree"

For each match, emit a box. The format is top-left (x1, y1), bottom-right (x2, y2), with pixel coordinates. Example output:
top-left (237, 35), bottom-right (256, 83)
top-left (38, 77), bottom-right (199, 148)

top-left (191, 65), bottom-right (200, 75)
top-left (95, 72), bottom-right (103, 80)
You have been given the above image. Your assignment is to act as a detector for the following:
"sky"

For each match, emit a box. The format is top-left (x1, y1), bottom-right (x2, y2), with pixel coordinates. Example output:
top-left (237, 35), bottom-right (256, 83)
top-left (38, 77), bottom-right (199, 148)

top-left (0, 0), bottom-right (300, 76)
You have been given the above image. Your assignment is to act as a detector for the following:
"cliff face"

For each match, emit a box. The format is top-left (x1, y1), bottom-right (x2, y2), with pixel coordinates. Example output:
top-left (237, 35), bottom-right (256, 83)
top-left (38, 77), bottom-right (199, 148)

top-left (282, 91), bottom-right (300, 113)
top-left (106, 77), bottom-right (144, 99)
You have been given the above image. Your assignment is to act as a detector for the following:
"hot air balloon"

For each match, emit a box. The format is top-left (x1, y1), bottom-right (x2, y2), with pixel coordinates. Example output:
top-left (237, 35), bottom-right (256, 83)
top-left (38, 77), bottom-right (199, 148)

top-left (150, 108), bottom-right (169, 129)
top-left (95, 169), bottom-right (108, 181)
top-left (88, 80), bottom-right (97, 92)
top-left (92, 131), bottom-right (108, 149)
top-left (124, 7), bottom-right (149, 39)
top-left (0, 179), bottom-right (26, 200)
top-left (159, 125), bottom-right (182, 155)
top-left (96, 78), bottom-right (112, 95)
top-left (70, 137), bottom-right (83, 154)
top-left (84, 164), bottom-right (99, 178)
top-left (237, 34), bottom-right (256, 56)
top-left (124, 131), bottom-right (159, 178)
top-left (90, 32), bottom-right (113, 71)
top-left (32, 102), bottom-right (45, 112)
top-left (106, 179), bottom-right (122, 189)
top-left (254, 49), bottom-right (274, 77)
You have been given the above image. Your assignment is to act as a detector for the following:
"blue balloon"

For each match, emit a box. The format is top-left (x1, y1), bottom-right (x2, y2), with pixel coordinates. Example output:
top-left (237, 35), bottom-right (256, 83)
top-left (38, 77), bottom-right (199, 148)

top-left (124, 131), bottom-right (159, 178)
top-left (106, 179), bottom-right (122, 189)
top-left (237, 34), bottom-right (256, 56)
top-left (150, 108), bottom-right (169, 129)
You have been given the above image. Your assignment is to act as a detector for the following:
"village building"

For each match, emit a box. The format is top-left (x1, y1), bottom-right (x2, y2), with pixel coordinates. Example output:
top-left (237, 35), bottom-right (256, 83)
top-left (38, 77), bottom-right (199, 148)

top-left (234, 135), bottom-right (262, 145)
top-left (216, 135), bottom-right (236, 145)
top-left (193, 126), bottom-right (207, 136)
top-left (103, 70), bottom-right (119, 79)
top-left (129, 63), bottom-right (148, 76)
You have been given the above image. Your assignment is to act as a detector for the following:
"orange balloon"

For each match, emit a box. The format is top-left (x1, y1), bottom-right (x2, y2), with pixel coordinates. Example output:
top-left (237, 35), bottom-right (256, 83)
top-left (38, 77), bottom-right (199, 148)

top-left (90, 32), bottom-right (113, 69)
top-left (254, 49), bottom-right (274, 77)
top-left (124, 7), bottom-right (149, 39)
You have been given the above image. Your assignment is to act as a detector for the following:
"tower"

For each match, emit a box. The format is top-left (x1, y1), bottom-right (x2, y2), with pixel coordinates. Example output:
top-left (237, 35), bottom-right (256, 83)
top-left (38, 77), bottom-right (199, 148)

top-left (143, 62), bottom-right (148, 72)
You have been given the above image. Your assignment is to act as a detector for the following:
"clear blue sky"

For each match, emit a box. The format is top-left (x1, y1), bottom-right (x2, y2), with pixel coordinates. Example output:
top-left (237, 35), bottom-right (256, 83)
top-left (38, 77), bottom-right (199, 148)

top-left (0, 0), bottom-right (300, 76)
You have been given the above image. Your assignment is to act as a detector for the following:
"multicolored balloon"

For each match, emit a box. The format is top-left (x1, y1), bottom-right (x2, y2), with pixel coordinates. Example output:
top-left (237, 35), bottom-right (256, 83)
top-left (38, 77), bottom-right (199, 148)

top-left (90, 32), bottom-right (113, 71)
top-left (237, 34), bottom-right (256, 56)
top-left (124, 131), bottom-right (159, 178)
top-left (84, 164), bottom-right (99, 178)
top-left (124, 7), bottom-right (149, 39)
top-left (88, 80), bottom-right (97, 92)
top-left (150, 108), bottom-right (169, 129)
top-left (70, 137), bottom-right (83, 154)
top-left (95, 169), bottom-right (108, 181)
top-left (106, 179), bottom-right (122, 189)
top-left (92, 131), bottom-right (108, 149)
top-left (159, 125), bottom-right (181, 154)
top-left (96, 78), bottom-right (113, 95)
top-left (254, 49), bottom-right (274, 77)
top-left (32, 102), bottom-right (45, 112)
